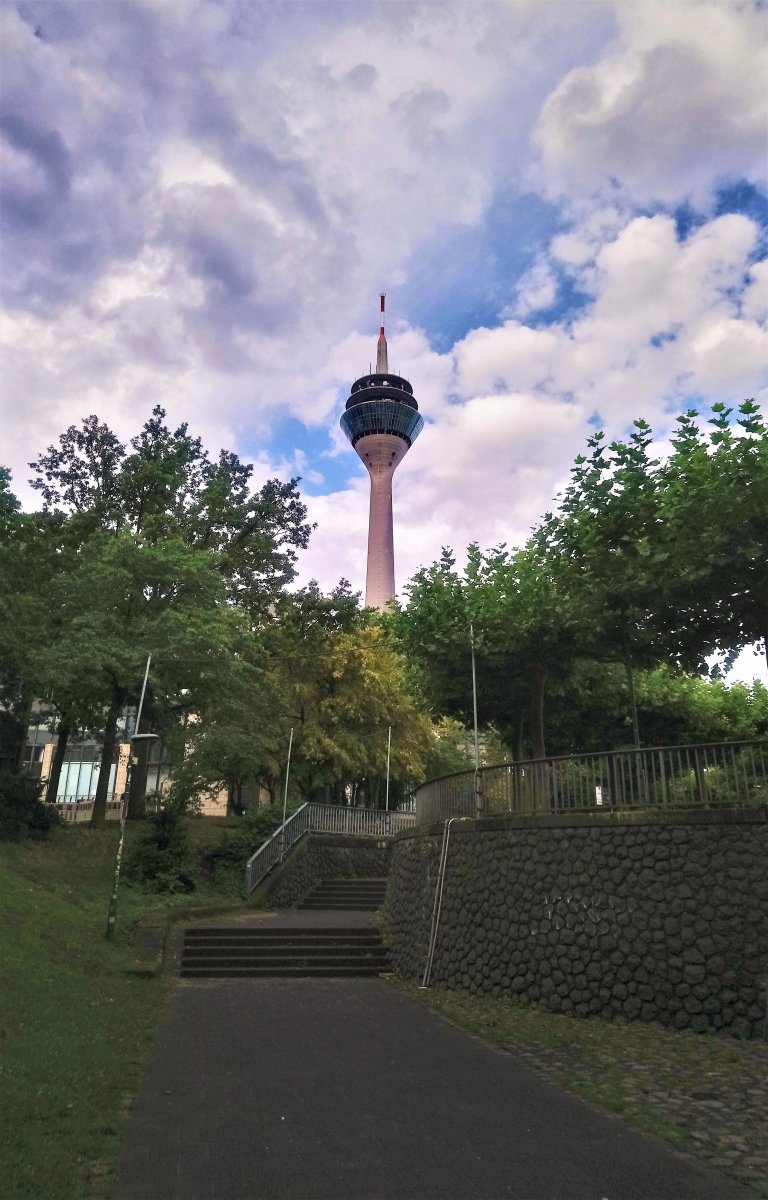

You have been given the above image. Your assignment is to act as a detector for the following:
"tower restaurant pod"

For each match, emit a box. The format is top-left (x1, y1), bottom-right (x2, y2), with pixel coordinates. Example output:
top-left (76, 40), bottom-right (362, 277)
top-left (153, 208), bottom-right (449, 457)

top-left (339, 295), bottom-right (423, 610)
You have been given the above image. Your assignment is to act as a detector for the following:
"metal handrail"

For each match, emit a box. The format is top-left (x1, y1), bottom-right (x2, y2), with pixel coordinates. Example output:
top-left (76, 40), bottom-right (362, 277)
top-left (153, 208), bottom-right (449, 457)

top-left (415, 739), bottom-right (768, 825)
top-left (244, 803), bottom-right (417, 893)
top-left (245, 803), bottom-right (311, 893)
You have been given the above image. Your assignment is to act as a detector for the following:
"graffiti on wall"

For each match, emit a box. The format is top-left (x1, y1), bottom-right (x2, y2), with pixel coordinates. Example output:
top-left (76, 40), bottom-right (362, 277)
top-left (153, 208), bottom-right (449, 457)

top-left (529, 892), bottom-right (638, 939)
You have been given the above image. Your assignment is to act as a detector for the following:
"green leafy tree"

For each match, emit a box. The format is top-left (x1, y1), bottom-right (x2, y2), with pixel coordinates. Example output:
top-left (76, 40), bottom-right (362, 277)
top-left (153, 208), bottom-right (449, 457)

top-left (28, 409), bottom-right (312, 825)
top-left (270, 591), bottom-right (435, 806)
top-left (392, 543), bottom-right (577, 760)
top-left (659, 400), bottom-right (768, 671)
top-left (0, 469), bottom-right (69, 774)
top-left (395, 399), bottom-right (767, 759)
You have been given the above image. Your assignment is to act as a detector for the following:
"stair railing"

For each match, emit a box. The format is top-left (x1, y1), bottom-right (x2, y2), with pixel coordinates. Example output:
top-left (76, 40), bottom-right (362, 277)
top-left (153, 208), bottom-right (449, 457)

top-left (245, 803), bottom-right (311, 893)
top-left (245, 802), bottom-right (416, 892)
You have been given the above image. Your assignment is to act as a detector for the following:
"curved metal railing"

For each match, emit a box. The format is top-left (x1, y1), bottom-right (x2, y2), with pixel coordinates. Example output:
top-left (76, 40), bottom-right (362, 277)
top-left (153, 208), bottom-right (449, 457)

top-left (414, 740), bottom-right (768, 826)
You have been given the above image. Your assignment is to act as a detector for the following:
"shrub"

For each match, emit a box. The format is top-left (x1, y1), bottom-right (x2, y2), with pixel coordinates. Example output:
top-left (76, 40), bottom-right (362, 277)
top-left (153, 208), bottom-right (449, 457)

top-left (123, 805), bottom-right (196, 893)
top-left (0, 772), bottom-right (59, 841)
top-left (203, 800), bottom-right (303, 892)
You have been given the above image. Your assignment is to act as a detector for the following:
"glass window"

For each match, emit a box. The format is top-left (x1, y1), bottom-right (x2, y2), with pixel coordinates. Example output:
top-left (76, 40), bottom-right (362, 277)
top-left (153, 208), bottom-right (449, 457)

top-left (341, 402), bottom-right (424, 447)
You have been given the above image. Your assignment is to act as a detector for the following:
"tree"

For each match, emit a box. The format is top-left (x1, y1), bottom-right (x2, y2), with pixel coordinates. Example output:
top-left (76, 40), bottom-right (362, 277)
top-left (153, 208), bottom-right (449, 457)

top-left (391, 543), bottom-right (578, 761)
top-left (395, 399), bottom-right (767, 759)
top-left (658, 400), bottom-right (768, 671)
top-left (534, 400), bottom-right (768, 742)
top-left (0, 469), bottom-right (68, 774)
top-left (543, 663), bottom-right (768, 755)
top-left (28, 409), bottom-right (312, 825)
top-left (264, 586), bottom-right (436, 806)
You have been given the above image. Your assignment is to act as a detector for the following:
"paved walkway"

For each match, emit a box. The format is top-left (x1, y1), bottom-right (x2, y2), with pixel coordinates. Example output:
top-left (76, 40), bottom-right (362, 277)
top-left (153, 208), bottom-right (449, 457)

top-left (114, 920), bottom-right (755, 1200)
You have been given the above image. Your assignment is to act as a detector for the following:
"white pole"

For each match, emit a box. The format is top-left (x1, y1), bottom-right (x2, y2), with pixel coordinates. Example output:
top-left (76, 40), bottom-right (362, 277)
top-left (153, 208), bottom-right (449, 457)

top-left (279, 727), bottom-right (294, 862)
top-left (134, 654), bottom-right (152, 740)
top-left (106, 653), bottom-right (152, 940)
top-left (470, 624), bottom-right (482, 816)
top-left (385, 725), bottom-right (392, 812)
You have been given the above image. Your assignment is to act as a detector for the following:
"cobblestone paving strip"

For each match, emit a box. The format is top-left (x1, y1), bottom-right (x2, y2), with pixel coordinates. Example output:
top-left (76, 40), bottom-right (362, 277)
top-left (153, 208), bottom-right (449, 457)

top-left (392, 982), bottom-right (768, 1198)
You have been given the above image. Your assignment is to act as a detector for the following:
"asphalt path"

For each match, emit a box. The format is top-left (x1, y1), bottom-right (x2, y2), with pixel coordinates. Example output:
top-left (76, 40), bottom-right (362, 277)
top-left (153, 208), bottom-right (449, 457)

top-left (113, 975), bottom-right (754, 1200)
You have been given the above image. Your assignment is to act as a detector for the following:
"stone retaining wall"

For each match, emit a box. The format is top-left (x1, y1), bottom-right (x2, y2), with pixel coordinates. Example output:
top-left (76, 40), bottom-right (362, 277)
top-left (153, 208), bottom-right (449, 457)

top-left (264, 833), bottom-right (392, 908)
top-left (383, 810), bottom-right (768, 1037)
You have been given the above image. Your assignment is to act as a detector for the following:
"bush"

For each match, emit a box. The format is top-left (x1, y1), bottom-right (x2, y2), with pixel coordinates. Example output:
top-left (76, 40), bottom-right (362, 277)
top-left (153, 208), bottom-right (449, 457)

top-left (0, 772), bottom-right (60, 841)
top-left (123, 805), bottom-right (196, 893)
top-left (203, 800), bottom-right (303, 892)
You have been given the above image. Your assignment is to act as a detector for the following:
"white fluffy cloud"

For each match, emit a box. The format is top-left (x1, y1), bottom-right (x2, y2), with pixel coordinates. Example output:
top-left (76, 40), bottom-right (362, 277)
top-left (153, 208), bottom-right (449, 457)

top-left (1, 0), bottom-right (767, 689)
top-left (535, 0), bottom-right (767, 204)
top-left (299, 207), bottom-right (767, 611)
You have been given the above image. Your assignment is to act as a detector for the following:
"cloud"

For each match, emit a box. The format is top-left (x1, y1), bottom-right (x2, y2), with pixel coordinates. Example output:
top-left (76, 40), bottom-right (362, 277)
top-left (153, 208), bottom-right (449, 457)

top-left (534, 0), bottom-right (767, 205)
top-left (1, 0), bottom-right (766, 703)
top-left (297, 206), bottom-right (767, 598)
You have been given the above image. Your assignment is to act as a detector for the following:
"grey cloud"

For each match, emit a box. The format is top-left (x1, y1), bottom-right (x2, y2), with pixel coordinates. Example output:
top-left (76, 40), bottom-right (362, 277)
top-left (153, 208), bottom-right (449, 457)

top-left (0, 111), bottom-right (72, 198)
top-left (186, 228), bottom-right (256, 301)
top-left (17, 0), bottom-right (87, 43)
top-left (344, 63), bottom-right (378, 92)
top-left (537, 38), bottom-right (767, 203)
top-left (391, 87), bottom-right (451, 152)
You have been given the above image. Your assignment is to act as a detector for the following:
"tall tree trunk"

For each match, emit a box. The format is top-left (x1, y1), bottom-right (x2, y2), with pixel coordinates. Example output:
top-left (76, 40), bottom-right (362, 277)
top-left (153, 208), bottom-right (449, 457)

top-left (530, 664), bottom-right (547, 760)
top-left (0, 690), bottom-right (32, 774)
top-left (45, 715), bottom-right (72, 805)
top-left (513, 710), bottom-right (524, 763)
top-left (91, 688), bottom-right (125, 829)
top-left (623, 633), bottom-right (641, 748)
top-left (127, 735), bottom-right (151, 819)
top-left (529, 665), bottom-right (548, 814)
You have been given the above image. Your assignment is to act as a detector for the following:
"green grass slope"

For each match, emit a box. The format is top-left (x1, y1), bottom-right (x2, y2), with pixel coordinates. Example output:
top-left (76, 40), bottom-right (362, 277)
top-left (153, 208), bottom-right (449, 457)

top-left (0, 821), bottom-right (248, 1200)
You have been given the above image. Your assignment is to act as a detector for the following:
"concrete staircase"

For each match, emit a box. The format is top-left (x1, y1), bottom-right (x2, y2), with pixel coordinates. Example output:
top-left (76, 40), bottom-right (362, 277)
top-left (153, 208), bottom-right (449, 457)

top-left (180, 926), bottom-right (389, 978)
top-left (298, 877), bottom-right (388, 911)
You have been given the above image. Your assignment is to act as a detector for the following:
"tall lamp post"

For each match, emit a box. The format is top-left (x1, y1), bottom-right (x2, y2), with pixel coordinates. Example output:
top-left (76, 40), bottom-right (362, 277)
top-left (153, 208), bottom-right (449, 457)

top-left (385, 725), bottom-right (392, 812)
top-left (470, 623), bottom-right (483, 816)
top-left (105, 656), bottom-right (155, 939)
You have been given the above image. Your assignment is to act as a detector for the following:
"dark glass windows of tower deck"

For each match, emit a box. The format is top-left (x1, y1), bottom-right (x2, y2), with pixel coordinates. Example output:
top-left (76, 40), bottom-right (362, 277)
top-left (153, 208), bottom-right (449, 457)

top-left (341, 400), bottom-right (424, 447)
top-left (340, 373), bottom-right (424, 449)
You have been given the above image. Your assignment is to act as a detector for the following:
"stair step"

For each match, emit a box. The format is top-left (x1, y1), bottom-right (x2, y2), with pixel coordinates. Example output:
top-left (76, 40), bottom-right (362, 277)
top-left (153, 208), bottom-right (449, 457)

top-left (303, 888), bottom-right (385, 893)
top-left (308, 890), bottom-right (386, 896)
top-left (184, 926), bottom-right (378, 937)
top-left (308, 879), bottom-right (386, 888)
top-left (180, 966), bottom-right (388, 978)
top-left (311, 882), bottom-right (386, 888)
top-left (183, 936), bottom-right (384, 945)
top-left (181, 925), bottom-right (388, 977)
top-left (307, 892), bottom-right (385, 899)
top-left (182, 955), bottom-right (388, 967)
top-left (181, 950), bottom-right (386, 960)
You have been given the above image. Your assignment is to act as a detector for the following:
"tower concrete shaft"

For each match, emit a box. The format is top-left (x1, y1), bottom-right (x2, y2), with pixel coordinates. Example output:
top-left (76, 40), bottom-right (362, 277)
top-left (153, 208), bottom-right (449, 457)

top-left (339, 296), bottom-right (423, 611)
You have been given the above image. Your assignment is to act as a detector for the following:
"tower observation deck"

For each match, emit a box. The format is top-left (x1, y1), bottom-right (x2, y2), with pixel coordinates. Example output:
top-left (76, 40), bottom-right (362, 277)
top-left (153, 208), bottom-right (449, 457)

top-left (340, 295), bottom-right (423, 610)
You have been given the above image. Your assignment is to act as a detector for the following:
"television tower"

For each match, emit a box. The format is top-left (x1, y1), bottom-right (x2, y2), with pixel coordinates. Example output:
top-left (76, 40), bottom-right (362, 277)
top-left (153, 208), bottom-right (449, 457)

top-left (340, 295), bottom-right (423, 610)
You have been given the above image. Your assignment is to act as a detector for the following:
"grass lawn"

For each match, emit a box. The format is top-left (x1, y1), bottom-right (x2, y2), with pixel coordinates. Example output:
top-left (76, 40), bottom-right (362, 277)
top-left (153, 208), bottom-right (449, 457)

top-left (0, 818), bottom-right (248, 1200)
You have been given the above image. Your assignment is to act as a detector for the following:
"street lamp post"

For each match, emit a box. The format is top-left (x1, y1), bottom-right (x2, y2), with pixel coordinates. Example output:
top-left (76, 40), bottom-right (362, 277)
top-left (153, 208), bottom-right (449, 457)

top-left (470, 623), bottom-right (483, 816)
top-left (105, 655), bottom-right (154, 940)
top-left (385, 725), bottom-right (392, 812)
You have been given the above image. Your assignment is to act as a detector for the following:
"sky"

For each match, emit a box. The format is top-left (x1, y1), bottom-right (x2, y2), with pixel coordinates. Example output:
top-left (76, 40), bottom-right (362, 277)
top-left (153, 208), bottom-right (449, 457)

top-left (1, 0), bottom-right (767, 684)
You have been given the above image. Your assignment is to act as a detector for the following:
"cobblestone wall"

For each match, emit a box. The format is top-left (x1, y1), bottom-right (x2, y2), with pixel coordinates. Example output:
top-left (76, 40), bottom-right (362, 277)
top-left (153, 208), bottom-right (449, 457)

top-left (382, 811), bottom-right (768, 1037)
top-left (264, 833), bottom-right (392, 908)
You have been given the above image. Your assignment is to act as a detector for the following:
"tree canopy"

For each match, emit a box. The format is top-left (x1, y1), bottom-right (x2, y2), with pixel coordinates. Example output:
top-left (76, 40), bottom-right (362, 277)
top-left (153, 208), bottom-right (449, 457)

top-left (3, 410), bottom-right (454, 823)
top-left (392, 400), bottom-right (767, 761)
